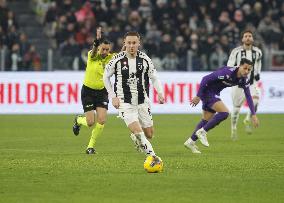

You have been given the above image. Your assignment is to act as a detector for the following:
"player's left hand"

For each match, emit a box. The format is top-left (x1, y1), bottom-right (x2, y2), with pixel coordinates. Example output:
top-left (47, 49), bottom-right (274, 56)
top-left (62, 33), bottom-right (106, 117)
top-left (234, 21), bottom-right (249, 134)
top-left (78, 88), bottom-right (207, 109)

top-left (112, 97), bottom-right (120, 109)
top-left (158, 94), bottom-right (165, 104)
top-left (190, 96), bottom-right (200, 107)
top-left (251, 115), bottom-right (259, 128)
top-left (96, 27), bottom-right (102, 39)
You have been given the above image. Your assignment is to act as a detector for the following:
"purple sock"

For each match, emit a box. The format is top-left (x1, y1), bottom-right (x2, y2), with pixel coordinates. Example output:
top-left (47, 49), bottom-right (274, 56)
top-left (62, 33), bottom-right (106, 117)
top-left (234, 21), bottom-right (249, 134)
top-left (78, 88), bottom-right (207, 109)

top-left (191, 119), bottom-right (208, 141)
top-left (203, 112), bottom-right (229, 132)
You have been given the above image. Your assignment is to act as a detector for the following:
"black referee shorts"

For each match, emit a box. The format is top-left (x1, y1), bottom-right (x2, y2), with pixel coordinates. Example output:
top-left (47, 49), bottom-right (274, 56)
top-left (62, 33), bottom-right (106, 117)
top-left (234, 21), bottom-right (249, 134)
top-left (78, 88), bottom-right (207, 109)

top-left (81, 85), bottom-right (109, 112)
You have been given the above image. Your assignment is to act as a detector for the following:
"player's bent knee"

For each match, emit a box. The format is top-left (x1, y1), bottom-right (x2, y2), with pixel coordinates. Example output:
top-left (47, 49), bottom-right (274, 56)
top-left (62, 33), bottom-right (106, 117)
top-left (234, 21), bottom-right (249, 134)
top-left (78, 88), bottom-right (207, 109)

top-left (87, 120), bottom-right (95, 127)
top-left (145, 132), bottom-right (153, 139)
top-left (220, 112), bottom-right (229, 120)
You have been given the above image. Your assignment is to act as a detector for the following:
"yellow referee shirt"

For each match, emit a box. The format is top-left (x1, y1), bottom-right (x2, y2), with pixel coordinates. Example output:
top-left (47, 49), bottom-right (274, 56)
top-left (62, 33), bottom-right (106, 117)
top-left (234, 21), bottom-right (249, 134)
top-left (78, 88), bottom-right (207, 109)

top-left (83, 51), bottom-right (115, 90)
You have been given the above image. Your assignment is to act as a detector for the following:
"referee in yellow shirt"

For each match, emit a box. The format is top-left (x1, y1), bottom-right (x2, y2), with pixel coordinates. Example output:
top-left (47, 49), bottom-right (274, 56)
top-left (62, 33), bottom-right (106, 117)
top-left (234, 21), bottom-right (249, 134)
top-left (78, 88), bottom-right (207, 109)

top-left (73, 27), bottom-right (115, 154)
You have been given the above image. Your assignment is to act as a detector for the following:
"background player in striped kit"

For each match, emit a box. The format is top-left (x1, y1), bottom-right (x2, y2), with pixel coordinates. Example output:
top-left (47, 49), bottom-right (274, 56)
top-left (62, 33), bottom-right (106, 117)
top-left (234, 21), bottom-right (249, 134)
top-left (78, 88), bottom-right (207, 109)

top-left (227, 30), bottom-right (262, 140)
top-left (103, 31), bottom-right (165, 156)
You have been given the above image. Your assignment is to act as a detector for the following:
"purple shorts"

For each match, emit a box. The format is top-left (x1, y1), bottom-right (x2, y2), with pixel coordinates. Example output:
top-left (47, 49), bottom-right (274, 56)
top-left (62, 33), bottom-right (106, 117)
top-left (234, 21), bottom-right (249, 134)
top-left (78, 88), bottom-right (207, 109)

top-left (201, 94), bottom-right (221, 113)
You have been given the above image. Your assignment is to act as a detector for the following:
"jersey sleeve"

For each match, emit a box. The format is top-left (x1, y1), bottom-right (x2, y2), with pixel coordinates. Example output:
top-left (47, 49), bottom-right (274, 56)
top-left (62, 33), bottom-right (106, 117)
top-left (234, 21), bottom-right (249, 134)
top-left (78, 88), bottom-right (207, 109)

top-left (243, 86), bottom-right (256, 115)
top-left (227, 48), bottom-right (238, 66)
top-left (103, 57), bottom-right (116, 98)
top-left (197, 68), bottom-right (229, 97)
top-left (147, 56), bottom-right (163, 96)
top-left (254, 48), bottom-right (262, 76)
top-left (88, 50), bottom-right (98, 60)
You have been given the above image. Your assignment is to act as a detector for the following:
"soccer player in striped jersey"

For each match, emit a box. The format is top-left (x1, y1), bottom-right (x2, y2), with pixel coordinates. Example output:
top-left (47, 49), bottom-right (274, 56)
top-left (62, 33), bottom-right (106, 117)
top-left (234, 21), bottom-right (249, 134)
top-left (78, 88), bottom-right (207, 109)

top-left (103, 31), bottom-right (165, 156)
top-left (184, 58), bottom-right (259, 153)
top-left (228, 30), bottom-right (262, 140)
top-left (72, 27), bottom-right (118, 154)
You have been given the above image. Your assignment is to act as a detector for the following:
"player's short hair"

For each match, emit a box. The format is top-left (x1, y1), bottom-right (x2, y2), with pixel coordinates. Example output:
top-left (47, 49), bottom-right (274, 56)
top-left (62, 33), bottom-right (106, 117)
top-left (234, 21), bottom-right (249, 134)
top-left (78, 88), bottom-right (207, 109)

top-left (123, 31), bottom-right (141, 40)
top-left (240, 58), bottom-right (253, 65)
top-left (241, 29), bottom-right (253, 38)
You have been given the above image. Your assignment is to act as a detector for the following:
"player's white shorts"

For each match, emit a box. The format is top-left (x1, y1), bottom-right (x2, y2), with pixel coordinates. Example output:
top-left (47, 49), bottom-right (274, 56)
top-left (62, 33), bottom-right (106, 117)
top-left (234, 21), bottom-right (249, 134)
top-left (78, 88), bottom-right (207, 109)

top-left (231, 82), bottom-right (260, 107)
top-left (118, 101), bottom-right (153, 128)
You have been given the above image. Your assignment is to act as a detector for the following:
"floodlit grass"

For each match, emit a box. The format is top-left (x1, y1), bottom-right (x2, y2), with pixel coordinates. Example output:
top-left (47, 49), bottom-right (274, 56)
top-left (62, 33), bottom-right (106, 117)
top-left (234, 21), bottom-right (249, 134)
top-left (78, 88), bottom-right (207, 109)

top-left (0, 114), bottom-right (283, 203)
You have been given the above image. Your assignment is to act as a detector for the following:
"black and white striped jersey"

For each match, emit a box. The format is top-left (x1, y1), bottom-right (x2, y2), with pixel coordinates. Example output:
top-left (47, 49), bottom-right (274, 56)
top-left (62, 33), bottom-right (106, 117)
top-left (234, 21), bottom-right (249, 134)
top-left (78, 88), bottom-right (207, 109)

top-left (103, 50), bottom-right (163, 105)
top-left (227, 45), bottom-right (262, 84)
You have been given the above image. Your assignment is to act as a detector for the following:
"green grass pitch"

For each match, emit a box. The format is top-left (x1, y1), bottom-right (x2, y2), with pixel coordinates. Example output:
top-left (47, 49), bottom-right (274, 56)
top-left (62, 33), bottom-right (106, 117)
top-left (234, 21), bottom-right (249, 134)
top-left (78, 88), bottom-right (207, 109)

top-left (0, 114), bottom-right (284, 203)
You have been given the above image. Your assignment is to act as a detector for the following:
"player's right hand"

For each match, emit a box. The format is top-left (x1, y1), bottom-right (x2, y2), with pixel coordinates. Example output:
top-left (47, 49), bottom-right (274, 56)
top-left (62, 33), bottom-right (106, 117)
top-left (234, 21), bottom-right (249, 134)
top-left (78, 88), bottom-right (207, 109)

top-left (112, 97), bottom-right (120, 109)
top-left (190, 96), bottom-right (200, 107)
top-left (251, 115), bottom-right (259, 128)
top-left (158, 94), bottom-right (165, 104)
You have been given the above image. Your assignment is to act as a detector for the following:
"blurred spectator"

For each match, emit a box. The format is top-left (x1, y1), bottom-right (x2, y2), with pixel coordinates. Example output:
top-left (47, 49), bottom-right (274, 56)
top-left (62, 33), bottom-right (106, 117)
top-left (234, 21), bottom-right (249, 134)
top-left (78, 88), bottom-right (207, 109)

top-left (162, 52), bottom-right (179, 71)
top-left (23, 45), bottom-right (41, 71)
top-left (44, 1), bottom-right (57, 38)
top-left (0, 0), bottom-right (9, 33)
top-left (7, 43), bottom-right (22, 71)
top-left (0, 26), bottom-right (6, 47)
top-left (151, 53), bottom-right (162, 71)
top-left (75, 1), bottom-right (94, 23)
top-left (160, 34), bottom-right (174, 57)
top-left (174, 35), bottom-right (187, 71)
top-left (19, 33), bottom-right (30, 57)
top-left (59, 35), bottom-right (80, 69)
top-left (3, 0), bottom-right (284, 71)
top-left (209, 44), bottom-right (228, 71)
top-left (138, 0), bottom-right (152, 19)
top-left (6, 25), bottom-right (19, 48)
top-left (6, 11), bottom-right (18, 29)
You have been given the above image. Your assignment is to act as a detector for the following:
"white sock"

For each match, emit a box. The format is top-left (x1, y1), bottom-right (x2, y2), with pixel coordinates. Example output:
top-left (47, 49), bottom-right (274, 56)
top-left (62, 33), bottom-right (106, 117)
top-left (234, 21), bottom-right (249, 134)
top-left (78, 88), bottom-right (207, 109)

top-left (130, 133), bottom-right (138, 145)
top-left (231, 107), bottom-right (240, 130)
top-left (135, 132), bottom-right (155, 156)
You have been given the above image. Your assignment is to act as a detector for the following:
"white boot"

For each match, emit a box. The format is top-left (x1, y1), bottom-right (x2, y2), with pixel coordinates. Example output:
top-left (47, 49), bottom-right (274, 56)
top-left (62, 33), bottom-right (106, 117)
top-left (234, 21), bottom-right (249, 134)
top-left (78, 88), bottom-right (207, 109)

top-left (184, 138), bottom-right (201, 154)
top-left (196, 128), bottom-right (209, 147)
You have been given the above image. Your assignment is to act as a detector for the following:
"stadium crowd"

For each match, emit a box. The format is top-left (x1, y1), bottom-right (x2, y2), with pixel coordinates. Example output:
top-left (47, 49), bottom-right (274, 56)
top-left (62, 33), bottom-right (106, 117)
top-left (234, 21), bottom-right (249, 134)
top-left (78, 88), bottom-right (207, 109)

top-left (1, 0), bottom-right (284, 71)
top-left (0, 0), bottom-right (41, 71)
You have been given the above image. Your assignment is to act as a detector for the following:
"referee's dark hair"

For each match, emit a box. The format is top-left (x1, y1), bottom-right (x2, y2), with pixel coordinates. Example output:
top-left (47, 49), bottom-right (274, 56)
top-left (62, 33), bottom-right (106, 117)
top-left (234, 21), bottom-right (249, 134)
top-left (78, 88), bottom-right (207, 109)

top-left (240, 58), bottom-right (253, 65)
top-left (241, 29), bottom-right (253, 38)
top-left (93, 38), bottom-right (111, 47)
top-left (101, 39), bottom-right (111, 45)
top-left (123, 31), bottom-right (141, 39)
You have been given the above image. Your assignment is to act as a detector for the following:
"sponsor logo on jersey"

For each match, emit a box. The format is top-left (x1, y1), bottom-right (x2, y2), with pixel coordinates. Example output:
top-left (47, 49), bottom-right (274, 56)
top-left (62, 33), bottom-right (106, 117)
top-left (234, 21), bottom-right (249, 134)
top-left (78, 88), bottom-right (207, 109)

top-left (122, 66), bottom-right (128, 70)
top-left (222, 81), bottom-right (233, 86)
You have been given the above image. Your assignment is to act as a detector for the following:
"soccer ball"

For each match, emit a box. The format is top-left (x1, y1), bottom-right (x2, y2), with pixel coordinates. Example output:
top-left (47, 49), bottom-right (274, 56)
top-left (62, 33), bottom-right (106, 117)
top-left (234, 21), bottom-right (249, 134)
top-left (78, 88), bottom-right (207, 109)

top-left (144, 155), bottom-right (163, 173)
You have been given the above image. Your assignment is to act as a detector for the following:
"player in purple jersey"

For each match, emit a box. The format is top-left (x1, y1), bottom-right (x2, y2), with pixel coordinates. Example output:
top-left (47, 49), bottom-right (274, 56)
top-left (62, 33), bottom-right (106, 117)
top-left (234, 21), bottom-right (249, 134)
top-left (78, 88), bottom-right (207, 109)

top-left (184, 58), bottom-right (259, 153)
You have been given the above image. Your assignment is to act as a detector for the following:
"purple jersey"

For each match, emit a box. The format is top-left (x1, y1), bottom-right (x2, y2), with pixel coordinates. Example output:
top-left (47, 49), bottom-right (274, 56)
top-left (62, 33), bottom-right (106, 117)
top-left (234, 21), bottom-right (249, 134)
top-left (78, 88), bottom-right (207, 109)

top-left (197, 66), bottom-right (255, 115)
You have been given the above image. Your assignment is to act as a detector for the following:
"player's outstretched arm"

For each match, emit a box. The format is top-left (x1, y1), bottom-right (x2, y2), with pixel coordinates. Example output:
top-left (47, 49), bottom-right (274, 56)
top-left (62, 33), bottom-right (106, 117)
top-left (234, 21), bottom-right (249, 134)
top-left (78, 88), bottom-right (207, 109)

top-left (103, 57), bottom-right (120, 108)
top-left (151, 76), bottom-right (164, 104)
top-left (244, 87), bottom-right (259, 128)
top-left (147, 56), bottom-right (164, 104)
top-left (103, 59), bottom-right (116, 97)
top-left (91, 27), bottom-right (102, 58)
